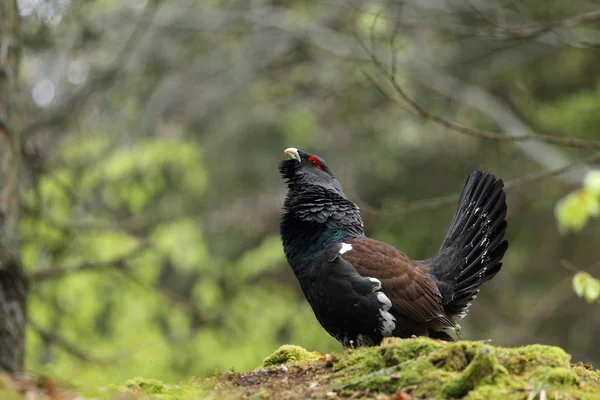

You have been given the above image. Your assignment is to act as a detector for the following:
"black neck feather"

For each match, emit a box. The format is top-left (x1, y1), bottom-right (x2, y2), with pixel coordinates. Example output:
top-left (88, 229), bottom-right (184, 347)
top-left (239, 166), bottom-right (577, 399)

top-left (280, 186), bottom-right (364, 266)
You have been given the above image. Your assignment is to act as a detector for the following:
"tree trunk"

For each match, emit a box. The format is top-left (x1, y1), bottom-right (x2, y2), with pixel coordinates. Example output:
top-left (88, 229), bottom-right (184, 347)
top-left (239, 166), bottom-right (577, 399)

top-left (0, 0), bottom-right (28, 373)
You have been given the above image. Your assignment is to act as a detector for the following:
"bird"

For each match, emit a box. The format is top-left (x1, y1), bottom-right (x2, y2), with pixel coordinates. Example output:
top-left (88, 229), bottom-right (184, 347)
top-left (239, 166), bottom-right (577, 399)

top-left (279, 147), bottom-right (508, 347)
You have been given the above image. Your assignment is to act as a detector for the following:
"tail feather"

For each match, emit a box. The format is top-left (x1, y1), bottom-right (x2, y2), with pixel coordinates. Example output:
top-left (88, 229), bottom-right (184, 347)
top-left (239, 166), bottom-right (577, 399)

top-left (423, 171), bottom-right (508, 321)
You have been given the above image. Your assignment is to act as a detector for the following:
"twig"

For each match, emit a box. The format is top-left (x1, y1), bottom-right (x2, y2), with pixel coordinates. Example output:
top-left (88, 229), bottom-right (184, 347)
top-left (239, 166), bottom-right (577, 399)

top-left (501, 154), bottom-right (600, 190)
top-left (28, 319), bottom-right (112, 364)
top-left (356, 23), bottom-right (600, 152)
top-left (560, 259), bottom-right (580, 274)
top-left (362, 70), bottom-right (600, 151)
top-left (359, 152), bottom-right (600, 214)
top-left (369, 8), bottom-right (382, 63)
top-left (356, 6), bottom-right (600, 41)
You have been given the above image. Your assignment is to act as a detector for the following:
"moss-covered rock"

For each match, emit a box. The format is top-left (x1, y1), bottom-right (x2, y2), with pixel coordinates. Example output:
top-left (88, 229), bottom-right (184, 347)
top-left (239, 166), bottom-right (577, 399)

top-left (212, 338), bottom-right (600, 399)
top-left (262, 344), bottom-right (320, 366)
top-left (12, 339), bottom-right (596, 399)
top-left (124, 377), bottom-right (167, 394)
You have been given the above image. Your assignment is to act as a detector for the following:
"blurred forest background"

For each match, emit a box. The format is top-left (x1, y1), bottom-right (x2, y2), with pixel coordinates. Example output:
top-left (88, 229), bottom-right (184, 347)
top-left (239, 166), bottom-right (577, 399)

top-left (1, 0), bottom-right (600, 389)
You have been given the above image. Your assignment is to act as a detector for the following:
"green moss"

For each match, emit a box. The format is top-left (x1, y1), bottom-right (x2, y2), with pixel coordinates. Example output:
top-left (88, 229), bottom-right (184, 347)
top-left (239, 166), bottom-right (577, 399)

top-left (262, 344), bottom-right (320, 367)
top-left (336, 346), bottom-right (386, 372)
top-left (534, 366), bottom-right (581, 386)
top-left (124, 377), bottom-right (167, 394)
top-left (394, 358), bottom-right (455, 398)
top-left (572, 362), bottom-right (600, 384)
top-left (442, 346), bottom-right (496, 398)
top-left (496, 344), bottom-right (570, 374)
top-left (429, 341), bottom-right (484, 371)
top-left (380, 337), bottom-right (443, 366)
top-left (354, 375), bottom-right (399, 394)
top-left (23, 338), bottom-right (596, 399)
top-left (337, 337), bottom-right (443, 374)
top-left (210, 337), bottom-right (600, 400)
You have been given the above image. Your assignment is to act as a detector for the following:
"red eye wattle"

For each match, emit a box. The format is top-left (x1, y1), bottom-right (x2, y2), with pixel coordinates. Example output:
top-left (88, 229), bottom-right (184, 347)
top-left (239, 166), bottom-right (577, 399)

top-left (307, 156), bottom-right (322, 170)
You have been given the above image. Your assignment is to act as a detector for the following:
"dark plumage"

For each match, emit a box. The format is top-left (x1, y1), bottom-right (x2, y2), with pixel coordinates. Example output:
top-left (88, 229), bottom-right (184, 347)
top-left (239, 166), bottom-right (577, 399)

top-left (279, 148), bottom-right (508, 347)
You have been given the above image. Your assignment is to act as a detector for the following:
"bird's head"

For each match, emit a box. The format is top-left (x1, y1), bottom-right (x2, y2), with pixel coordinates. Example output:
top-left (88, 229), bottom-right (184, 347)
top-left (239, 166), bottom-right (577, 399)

top-left (279, 148), bottom-right (345, 196)
top-left (279, 147), bottom-right (363, 262)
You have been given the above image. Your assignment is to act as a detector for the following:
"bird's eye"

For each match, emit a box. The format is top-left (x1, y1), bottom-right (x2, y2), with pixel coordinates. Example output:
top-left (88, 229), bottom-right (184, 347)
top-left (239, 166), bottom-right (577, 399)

top-left (307, 156), bottom-right (322, 170)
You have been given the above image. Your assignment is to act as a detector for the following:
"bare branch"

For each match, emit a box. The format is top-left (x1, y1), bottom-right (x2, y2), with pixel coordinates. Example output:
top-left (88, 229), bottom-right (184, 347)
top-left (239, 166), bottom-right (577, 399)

top-left (357, 152), bottom-right (600, 215)
top-left (361, 68), bottom-right (600, 152)
top-left (380, 6), bottom-right (600, 42)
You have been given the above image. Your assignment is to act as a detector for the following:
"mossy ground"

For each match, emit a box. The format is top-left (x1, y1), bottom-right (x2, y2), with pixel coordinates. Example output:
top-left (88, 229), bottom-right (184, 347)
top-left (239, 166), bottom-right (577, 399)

top-left (213, 337), bottom-right (600, 400)
top-left (2, 338), bottom-right (599, 399)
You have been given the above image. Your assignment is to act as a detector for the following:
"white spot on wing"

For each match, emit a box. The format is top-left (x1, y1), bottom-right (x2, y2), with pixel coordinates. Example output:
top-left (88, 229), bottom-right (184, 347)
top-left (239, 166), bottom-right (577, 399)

top-left (377, 292), bottom-right (392, 310)
top-left (350, 280), bottom-right (397, 340)
top-left (375, 291), bottom-right (396, 336)
top-left (369, 277), bottom-right (382, 291)
top-left (379, 309), bottom-right (396, 336)
top-left (339, 242), bottom-right (353, 254)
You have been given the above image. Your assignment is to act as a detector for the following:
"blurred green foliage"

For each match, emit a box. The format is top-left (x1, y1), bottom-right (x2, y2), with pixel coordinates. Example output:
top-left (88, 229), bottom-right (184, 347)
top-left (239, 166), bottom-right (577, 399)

top-left (22, 136), bottom-right (337, 387)
top-left (556, 170), bottom-right (600, 304)
top-left (10, 0), bottom-right (600, 391)
top-left (555, 171), bottom-right (600, 233)
top-left (572, 272), bottom-right (600, 303)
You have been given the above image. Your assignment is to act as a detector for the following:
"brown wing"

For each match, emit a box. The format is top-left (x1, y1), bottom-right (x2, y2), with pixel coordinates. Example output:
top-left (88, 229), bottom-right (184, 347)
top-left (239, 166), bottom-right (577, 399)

top-left (342, 237), bottom-right (455, 330)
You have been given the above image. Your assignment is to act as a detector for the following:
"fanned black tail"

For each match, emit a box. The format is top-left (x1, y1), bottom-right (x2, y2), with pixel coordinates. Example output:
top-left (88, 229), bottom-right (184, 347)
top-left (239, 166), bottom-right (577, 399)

top-left (424, 171), bottom-right (508, 322)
